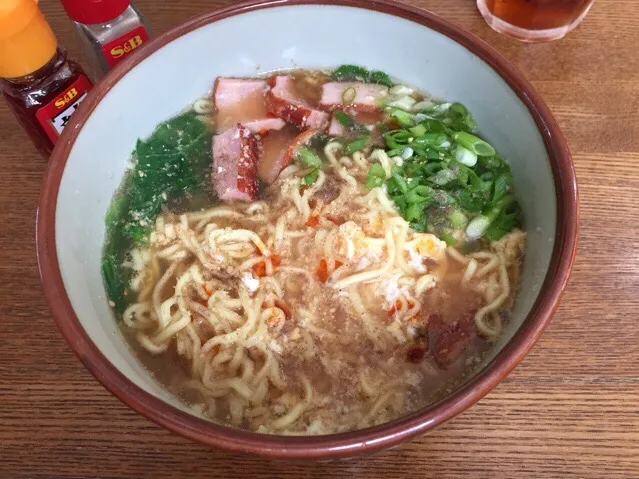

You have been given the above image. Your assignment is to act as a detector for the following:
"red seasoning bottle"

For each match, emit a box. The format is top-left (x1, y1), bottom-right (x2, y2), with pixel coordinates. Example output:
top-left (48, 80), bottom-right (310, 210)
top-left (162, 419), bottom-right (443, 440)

top-left (0, 0), bottom-right (93, 156)
top-left (61, 0), bottom-right (150, 80)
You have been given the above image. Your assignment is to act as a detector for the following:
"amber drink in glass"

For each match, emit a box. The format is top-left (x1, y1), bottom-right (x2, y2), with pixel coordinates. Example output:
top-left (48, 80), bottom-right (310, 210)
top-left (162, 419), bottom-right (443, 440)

top-left (477, 0), bottom-right (594, 42)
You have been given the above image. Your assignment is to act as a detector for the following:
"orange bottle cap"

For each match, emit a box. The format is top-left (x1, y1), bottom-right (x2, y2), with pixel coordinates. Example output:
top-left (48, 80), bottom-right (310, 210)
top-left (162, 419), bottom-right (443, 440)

top-left (0, 0), bottom-right (57, 78)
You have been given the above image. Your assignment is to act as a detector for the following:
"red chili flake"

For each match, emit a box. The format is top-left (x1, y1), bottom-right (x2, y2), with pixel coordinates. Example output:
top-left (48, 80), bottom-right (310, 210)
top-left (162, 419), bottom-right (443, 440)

top-left (252, 261), bottom-right (267, 277)
top-left (325, 215), bottom-right (344, 225)
top-left (316, 259), bottom-right (329, 283)
top-left (274, 299), bottom-right (292, 319)
top-left (270, 254), bottom-right (282, 268)
top-left (388, 299), bottom-right (416, 318)
top-left (252, 254), bottom-right (281, 278)
top-left (305, 215), bottom-right (320, 227)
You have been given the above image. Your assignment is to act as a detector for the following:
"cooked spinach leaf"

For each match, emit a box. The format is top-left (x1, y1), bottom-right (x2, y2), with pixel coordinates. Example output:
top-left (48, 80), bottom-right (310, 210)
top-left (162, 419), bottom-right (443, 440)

top-left (332, 64), bottom-right (394, 87)
top-left (102, 111), bottom-right (212, 315)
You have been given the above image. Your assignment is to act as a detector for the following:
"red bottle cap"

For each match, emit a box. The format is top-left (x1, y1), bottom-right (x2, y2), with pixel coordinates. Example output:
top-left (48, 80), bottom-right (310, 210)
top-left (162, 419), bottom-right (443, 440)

top-left (61, 0), bottom-right (131, 25)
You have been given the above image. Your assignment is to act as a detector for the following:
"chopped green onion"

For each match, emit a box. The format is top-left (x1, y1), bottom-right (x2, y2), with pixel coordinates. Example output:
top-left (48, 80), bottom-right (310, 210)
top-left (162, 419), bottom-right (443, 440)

top-left (428, 102), bottom-right (452, 114)
top-left (424, 148), bottom-right (441, 160)
top-left (412, 133), bottom-right (448, 147)
top-left (413, 100), bottom-right (435, 111)
top-left (453, 190), bottom-right (483, 212)
top-left (387, 107), bottom-right (415, 127)
top-left (410, 221), bottom-right (427, 233)
top-left (343, 135), bottom-right (369, 155)
top-left (401, 147), bottom-right (414, 160)
top-left (334, 111), bottom-right (355, 128)
top-left (440, 232), bottom-right (458, 246)
top-left (465, 195), bottom-right (514, 240)
top-left (386, 96), bottom-right (416, 110)
top-left (365, 176), bottom-right (385, 189)
top-left (424, 119), bottom-right (447, 132)
top-left (342, 87), bottom-right (356, 104)
top-left (479, 154), bottom-right (506, 170)
top-left (405, 185), bottom-right (432, 204)
top-left (383, 129), bottom-right (412, 150)
top-left (448, 209), bottom-right (468, 228)
top-left (377, 97), bottom-right (519, 243)
top-left (369, 163), bottom-right (386, 178)
top-left (465, 216), bottom-right (491, 240)
top-left (410, 148), bottom-right (427, 159)
top-left (484, 200), bottom-right (520, 240)
top-left (409, 124), bottom-right (427, 137)
top-left (423, 162), bottom-right (443, 176)
top-left (492, 172), bottom-right (510, 202)
top-left (450, 103), bottom-right (468, 117)
top-left (365, 163), bottom-right (386, 189)
top-left (296, 146), bottom-right (323, 168)
top-left (303, 169), bottom-right (319, 185)
top-left (389, 85), bottom-right (414, 96)
top-left (455, 146), bottom-right (478, 166)
top-left (393, 195), bottom-right (407, 212)
top-left (406, 202), bottom-right (425, 222)
top-left (430, 168), bottom-right (457, 186)
top-left (453, 131), bottom-right (496, 157)
top-left (391, 168), bottom-right (409, 193)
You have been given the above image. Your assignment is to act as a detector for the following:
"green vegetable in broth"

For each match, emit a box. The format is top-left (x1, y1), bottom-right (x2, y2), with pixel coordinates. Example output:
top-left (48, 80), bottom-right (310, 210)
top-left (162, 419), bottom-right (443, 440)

top-left (365, 163), bottom-right (386, 189)
top-left (334, 111), bottom-right (359, 129)
top-left (303, 169), bottom-right (320, 185)
top-left (332, 64), bottom-right (394, 88)
top-left (102, 111), bottom-right (212, 315)
top-left (343, 134), bottom-right (369, 155)
top-left (296, 146), bottom-right (323, 169)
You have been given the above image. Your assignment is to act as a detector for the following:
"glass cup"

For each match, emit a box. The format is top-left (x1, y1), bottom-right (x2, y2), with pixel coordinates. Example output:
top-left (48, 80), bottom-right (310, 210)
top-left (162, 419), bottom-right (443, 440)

top-left (477, 0), bottom-right (595, 42)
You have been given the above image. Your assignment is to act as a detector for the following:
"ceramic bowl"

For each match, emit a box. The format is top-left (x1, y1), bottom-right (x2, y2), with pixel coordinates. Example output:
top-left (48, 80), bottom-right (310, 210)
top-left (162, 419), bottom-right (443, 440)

top-left (37, 0), bottom-right (578, 460)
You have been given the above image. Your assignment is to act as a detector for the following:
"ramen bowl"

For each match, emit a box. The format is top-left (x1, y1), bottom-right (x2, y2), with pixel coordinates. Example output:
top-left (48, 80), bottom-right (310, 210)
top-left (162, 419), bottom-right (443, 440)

top-left (37, 0), bottom-right (577, 460)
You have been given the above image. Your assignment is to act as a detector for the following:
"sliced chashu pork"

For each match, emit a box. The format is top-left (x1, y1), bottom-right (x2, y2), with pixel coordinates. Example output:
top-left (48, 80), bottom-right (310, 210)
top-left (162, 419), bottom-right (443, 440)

top-left (265, 76), bottom-right (330, 131)
top-left (212, 124), bottom-right (259, 202)
top-left (213, 78), bottom-right (286, 134)
top-left (258, 128), bottom-right (319, 184)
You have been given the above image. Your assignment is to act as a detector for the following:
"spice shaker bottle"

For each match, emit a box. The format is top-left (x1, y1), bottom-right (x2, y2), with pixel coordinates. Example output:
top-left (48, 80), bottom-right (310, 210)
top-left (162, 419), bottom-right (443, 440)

top-left (60, 0), bottom-right (150, 80)
top-left (0, 0), bottom-right (93, 156)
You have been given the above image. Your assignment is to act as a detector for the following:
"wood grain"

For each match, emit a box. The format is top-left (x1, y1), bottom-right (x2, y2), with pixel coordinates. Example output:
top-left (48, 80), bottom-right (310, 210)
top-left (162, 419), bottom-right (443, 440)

top-left (1, 0), bottom-right (637, 477)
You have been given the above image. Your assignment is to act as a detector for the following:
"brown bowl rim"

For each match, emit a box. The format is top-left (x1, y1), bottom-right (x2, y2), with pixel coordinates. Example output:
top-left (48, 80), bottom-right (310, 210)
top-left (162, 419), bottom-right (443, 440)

top-left (37, 0), bottom-right (578, 460)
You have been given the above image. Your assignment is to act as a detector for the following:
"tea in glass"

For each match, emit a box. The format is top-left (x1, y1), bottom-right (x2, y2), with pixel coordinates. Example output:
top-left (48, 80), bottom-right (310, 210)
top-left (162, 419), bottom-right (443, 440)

top-left (477, 0), bottom-right (594, 42)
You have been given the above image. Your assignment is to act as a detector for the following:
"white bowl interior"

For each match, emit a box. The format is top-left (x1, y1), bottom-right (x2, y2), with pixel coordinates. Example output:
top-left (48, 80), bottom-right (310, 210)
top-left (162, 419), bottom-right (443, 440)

top-left (55, 4), bottom-right (555, 419)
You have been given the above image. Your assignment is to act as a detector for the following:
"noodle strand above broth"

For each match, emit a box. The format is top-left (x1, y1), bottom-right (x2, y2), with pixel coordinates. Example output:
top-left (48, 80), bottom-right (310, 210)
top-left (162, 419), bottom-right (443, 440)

top-left (104, 67), bottom-right (525, 435)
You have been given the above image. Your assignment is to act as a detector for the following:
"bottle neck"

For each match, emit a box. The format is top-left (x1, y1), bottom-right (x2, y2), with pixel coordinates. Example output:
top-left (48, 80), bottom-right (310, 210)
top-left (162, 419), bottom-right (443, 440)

top-left (1, 48), bottom-right (66, 87)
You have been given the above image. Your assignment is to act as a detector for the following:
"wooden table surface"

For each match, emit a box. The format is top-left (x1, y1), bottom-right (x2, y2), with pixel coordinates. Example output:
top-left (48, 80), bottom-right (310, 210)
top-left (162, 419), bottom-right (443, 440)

top-left (1, 0), bottom-right (638, 477)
